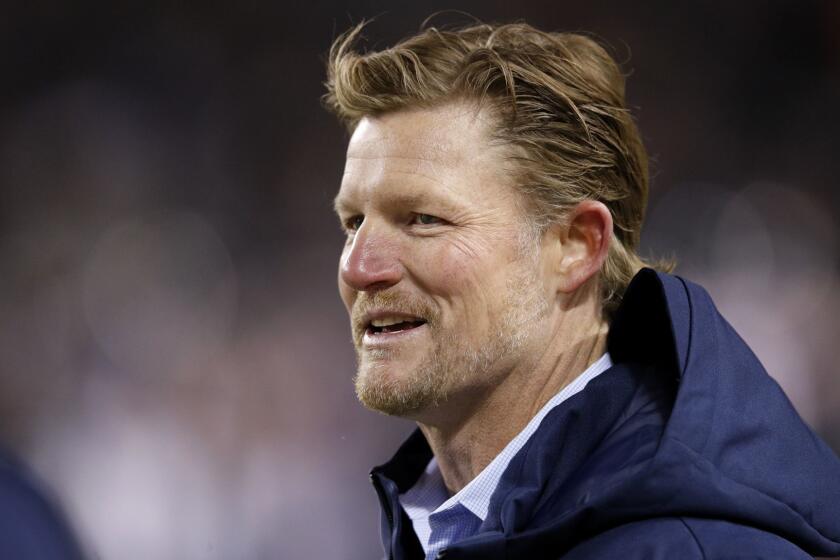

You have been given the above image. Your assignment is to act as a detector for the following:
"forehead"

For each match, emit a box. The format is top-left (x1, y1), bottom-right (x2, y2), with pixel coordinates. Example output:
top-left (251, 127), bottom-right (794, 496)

top-left (348, 103), bottom-right (487, 159)
top-left (338, 103), bottom-right (515, 207)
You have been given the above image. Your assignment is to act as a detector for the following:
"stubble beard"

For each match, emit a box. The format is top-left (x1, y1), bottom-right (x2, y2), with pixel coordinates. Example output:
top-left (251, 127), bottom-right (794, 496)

top-left (353, 255), bottom-right (549, 418)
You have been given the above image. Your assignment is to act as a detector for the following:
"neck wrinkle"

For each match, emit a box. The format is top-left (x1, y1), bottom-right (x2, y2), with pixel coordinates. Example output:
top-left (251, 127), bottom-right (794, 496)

top-left (418, 316), bottom-right (609, 496)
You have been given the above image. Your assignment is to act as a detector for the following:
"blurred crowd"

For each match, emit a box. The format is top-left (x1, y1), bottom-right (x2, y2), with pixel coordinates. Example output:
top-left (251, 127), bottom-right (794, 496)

top-left (1, 2), bottom-right (838, 558)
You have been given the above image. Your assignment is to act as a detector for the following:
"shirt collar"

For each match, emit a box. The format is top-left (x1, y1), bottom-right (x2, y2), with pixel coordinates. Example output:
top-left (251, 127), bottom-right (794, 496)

top-left (400, 352), bottom-right (614, 521)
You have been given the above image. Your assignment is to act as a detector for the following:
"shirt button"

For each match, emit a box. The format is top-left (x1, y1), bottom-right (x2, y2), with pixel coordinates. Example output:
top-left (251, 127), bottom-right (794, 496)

top-left (436, 550), bottom-right (447, 559)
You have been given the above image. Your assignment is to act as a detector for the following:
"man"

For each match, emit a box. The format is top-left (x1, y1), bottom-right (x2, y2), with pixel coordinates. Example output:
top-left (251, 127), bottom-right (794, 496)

top-left (324, 21), bottom-right (840, 560)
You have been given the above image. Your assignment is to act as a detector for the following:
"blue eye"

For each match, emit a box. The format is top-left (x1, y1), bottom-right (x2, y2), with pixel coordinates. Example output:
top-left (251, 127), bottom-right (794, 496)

top-left (414, 213), bottom-right (441, 225)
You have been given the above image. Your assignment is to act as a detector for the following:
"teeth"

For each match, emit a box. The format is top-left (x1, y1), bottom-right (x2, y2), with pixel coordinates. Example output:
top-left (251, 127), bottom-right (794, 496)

top-left (371, 316), bottom-right (415, 328)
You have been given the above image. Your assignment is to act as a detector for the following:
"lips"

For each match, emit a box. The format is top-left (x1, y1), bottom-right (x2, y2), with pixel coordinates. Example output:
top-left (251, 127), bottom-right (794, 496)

top-left (367, 316), bottom-right (428, 335)
top-left (355, 309), bottom-right (430, 344)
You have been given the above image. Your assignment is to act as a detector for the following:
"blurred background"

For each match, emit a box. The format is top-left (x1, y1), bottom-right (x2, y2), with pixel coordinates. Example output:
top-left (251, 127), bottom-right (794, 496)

top-left (1, 1), bottom-right (838, 558)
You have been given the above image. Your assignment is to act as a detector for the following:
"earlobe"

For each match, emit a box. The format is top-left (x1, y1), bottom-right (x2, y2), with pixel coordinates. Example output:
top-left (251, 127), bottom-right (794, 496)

top-left (554, 201), bottom-right (613, 294)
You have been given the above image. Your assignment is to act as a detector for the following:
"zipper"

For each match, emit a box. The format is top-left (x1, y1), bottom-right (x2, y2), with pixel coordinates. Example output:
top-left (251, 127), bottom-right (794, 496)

top-left (370, 471), bottom-right (395, 559)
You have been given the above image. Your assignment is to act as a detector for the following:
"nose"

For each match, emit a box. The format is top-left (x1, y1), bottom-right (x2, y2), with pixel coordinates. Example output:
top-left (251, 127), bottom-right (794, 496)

top-left (340, 224), bottom-right (402, 292)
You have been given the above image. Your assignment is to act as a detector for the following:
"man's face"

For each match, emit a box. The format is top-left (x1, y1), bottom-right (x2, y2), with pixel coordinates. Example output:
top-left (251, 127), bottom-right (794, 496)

top-left (335, 103), bottom-right (553, 420)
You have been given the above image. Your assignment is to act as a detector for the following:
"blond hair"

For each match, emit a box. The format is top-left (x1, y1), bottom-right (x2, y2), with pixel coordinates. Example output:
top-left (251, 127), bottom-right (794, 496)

top-left (324, 20), bottom-right (671, 318)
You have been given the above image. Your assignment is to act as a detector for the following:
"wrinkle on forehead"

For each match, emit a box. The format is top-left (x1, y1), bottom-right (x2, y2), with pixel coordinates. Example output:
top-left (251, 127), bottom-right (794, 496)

top-left (342, 158), bottom-right (446, 189)
top-left (338, 101), bottom-right (518, 212)
top-left (346, 102), bottom-right (497, 168)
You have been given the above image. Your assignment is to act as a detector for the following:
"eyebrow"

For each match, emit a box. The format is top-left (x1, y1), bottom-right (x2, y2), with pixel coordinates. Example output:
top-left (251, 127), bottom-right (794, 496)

top-left (333, 195), bottom-right (358, 217)
top-left (333, 192), bottom-right (461, 216)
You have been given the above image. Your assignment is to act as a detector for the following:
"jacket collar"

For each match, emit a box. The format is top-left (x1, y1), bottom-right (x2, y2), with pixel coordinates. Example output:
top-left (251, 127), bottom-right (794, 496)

top-left (370, 268), bottom-right (840, 559)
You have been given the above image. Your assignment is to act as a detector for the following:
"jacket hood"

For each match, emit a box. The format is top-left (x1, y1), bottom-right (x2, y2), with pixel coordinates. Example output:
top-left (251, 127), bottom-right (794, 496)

top-left (373, 269), bottom-right (840, 559)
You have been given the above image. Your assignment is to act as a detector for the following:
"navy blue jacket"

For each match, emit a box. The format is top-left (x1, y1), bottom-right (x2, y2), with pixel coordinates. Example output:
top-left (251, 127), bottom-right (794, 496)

top-left (0, 449), bottom-right (84, 559)
top-left (370, 269), bottom-right (840, 559)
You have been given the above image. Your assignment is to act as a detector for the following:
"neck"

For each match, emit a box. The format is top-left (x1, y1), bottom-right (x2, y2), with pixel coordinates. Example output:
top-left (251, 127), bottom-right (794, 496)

top-left (417, 299), bottom-right (608, 496)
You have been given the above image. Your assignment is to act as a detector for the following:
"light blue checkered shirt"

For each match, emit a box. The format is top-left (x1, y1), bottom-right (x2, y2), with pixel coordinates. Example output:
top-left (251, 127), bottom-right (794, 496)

top-left (398, 353), bottom-right (613, 560)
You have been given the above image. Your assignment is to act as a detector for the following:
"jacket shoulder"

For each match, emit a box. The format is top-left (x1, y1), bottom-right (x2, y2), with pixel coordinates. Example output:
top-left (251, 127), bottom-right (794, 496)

top-left (560, 517), bottom-right (811, 560)
top-left (681, 517), bottom-right (812, 560)
top-left (0, 452), bottom-right (84, 559)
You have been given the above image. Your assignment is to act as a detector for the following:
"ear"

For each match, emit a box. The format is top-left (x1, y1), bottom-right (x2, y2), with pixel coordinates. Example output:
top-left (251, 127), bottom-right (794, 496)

top-left (547, 200), bottom-right (613, 294)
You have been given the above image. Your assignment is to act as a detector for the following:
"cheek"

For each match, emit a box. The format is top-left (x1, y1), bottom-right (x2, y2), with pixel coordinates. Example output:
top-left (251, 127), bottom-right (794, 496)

top-left (420, 240), bottom-right (511, 316)
top-left (432, 250), bottom-right (473, 284)
top-left (337, 256), bottom-right (355, 312)
top-left (339, 283), bottom-right (355, 313)
top-left (429, 231), bottom-right (500, 281)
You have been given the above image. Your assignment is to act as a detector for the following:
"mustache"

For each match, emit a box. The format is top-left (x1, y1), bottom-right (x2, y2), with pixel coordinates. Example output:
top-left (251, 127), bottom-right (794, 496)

top-left (351, 292), bottom-right (438, 333)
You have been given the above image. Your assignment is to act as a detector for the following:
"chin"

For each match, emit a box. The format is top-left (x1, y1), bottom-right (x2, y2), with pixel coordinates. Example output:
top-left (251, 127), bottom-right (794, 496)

top-left (354, 360), bottom-right (442, 417)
